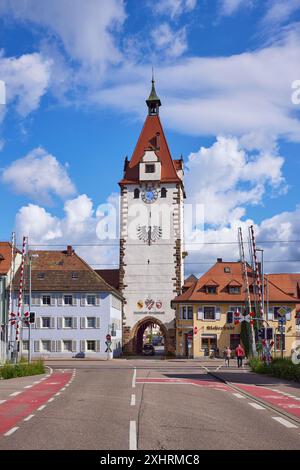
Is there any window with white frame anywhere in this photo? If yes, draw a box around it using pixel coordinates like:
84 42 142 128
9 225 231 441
87 317 96 328
42 295 51 305
22 340 29 350
41 340 51 352
87 340 96 351
42 317 51 328
203 306 216 320
228 286 241 294
63 340 72 352
181 306 193 320
64 295 73 305
87 295 96 306
64 317 73 328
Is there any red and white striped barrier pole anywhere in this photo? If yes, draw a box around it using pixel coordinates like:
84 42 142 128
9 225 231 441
250 225 264 321
14 236 27 358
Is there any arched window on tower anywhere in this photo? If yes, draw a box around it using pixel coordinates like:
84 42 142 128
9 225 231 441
161 187 167 198
134 188 140 199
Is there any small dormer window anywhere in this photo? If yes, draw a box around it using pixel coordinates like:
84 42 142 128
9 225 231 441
134 188 140 199
228 286 241 294
38 273 45 280
145 164 155 173
72 272 78 279
224 267 231 273
161 187 167 198
206 286 217 294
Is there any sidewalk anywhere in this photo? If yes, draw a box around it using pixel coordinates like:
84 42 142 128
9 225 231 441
0 367 51 403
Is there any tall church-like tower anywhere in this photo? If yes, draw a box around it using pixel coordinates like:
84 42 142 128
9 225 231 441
119 78 185 354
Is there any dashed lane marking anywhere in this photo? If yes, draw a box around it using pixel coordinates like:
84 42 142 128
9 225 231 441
131 394 136 406
23 414 34 422
4 427 19 437
37 405 46 411
9 391 21 397
233 393 245 399
272 417 298 428
132 368 136 389
249 402 266 410
129 421 137 450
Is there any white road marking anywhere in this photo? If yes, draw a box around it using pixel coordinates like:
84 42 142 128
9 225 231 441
61 387 66 391
215 365 222 371
272 417 298 428
233 393 245 399
0 399 7 404
129 421 137 450
24 414 35 421
48 397 55 403
24 385 33 389
9 391 21 397
131 394 136 406
37 405 46 411
4 427 19 436
249 402 266 410
132 368 136 389
55 392 61 396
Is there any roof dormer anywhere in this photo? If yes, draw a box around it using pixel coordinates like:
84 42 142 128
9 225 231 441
139 149 161 181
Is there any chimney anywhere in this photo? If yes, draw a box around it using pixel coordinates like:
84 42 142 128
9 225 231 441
67 245 73 256
217 258 222 263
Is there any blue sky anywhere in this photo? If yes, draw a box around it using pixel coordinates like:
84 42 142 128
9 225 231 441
0 0 300 274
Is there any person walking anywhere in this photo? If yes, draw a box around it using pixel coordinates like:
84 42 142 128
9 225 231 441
224 346 231 367
235 344 245 368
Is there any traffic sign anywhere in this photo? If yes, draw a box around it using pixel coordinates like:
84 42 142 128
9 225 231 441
193 326 198 335
277 307 287 317
105 340 112 353
106 334 111 341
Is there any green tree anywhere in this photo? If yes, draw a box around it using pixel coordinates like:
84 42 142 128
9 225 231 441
240 321 252 357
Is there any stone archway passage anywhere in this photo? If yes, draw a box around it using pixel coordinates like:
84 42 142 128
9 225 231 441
131 316 169 356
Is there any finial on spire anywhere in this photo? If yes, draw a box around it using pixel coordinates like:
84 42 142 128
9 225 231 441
146 68 161 115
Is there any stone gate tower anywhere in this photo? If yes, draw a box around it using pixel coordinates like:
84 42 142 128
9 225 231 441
119 78 185 354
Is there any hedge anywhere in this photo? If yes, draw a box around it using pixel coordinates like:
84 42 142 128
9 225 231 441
249 357 300 382
0 360 45 380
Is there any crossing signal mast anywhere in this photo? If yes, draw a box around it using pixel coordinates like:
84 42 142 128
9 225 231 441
238 227 257 356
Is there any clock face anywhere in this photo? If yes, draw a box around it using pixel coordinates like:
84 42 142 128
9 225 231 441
142 188 158 204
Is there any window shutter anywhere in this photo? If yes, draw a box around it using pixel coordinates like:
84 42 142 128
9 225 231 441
72 340 77 352
95 295 101 307
57 317 62 329
80 340 86 352
96 340 101 352
34 340 40 352
286 308 291 321
96 317 101 329
80 317 86 329
57 296 63 306
56 340 62 353
72 296 77 306
36 317 41 329
197 307 203 320
215 307 221 321
72 317 78 329
51 317 56 329
50 295 55 306
80 295 86 307
267 307 274 321
51 340 56 352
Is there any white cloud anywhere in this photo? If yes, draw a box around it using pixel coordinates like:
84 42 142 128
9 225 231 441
263 0 300 26
219 0 253 16
2 147 76 202
15 193 120 268
153 0 197 18
0 52 52 117
185 136 286 227
151 23 187 59
0 0 126 72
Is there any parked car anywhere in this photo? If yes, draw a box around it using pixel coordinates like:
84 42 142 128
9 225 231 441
143 344 155 356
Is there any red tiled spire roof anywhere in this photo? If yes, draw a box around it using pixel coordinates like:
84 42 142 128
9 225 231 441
119 114 181 185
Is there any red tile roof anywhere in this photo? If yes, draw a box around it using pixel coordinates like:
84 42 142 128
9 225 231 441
119 114 181 185
95 269 120 290
0 242 20 275
174 261 298 304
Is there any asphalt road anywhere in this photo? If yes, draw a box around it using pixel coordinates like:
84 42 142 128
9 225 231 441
0 358 300 450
